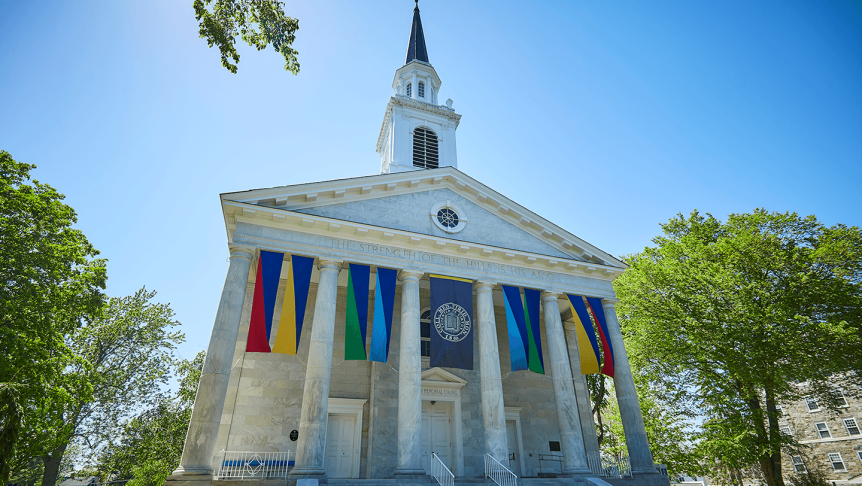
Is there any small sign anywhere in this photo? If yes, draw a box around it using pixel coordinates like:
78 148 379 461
290 430 299 441
549 441 561 452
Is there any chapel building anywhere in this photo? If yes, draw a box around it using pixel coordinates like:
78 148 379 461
168 3 665 485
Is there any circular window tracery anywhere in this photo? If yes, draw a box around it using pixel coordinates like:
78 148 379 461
436 208 459 228
430 201 467 234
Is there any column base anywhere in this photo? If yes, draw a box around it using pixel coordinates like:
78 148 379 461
167 465 214 479
287 467 327 485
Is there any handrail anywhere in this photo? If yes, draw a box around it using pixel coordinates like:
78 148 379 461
216 450 293 479
587 453 633 478
485 453 518 486
430 452 454 486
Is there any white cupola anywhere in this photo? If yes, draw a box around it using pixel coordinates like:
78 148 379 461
376 0 461 174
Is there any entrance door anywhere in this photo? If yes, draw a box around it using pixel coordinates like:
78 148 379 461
506 420 521 475
324 414 356 478
420 401 453 473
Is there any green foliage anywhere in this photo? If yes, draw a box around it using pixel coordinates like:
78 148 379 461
15 288 184 486
0 150 107 485
615 209 862 486
194 0 299 74
97 352 205 486
0 383 24 482
786 468 831 486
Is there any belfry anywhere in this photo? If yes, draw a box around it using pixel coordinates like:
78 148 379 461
167 3 666 485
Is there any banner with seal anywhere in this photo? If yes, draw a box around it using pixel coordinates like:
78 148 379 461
429 274 474 370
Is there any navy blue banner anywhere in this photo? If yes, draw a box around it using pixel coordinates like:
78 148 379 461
429 274 474 370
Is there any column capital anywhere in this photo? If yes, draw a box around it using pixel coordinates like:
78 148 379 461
317 258 343 272
398 269 424 282
601 298 621 309
540 290 562 303
473 280 496 292
228 245 255 262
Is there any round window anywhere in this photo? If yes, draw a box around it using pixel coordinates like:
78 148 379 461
430 201 467 234
436 208 459 228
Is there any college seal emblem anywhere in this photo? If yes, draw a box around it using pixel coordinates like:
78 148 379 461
433 302 472 342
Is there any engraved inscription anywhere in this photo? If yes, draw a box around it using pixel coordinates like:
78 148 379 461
329 238 556 281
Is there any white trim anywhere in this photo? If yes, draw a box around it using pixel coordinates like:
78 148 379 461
505 406 526 476
828 452 846 472
430 200 467 234
815 421 831 439
421 368 466 476
805 395 820 412
326 398 366 479
843 417 860 436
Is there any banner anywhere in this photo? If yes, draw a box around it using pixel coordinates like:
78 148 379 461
429 274 474 370
369 267 398 363
566 294 601 375
246 250 284 353
271 254 314 354
344 263 371 360
586 297 615 377
502 286 545 374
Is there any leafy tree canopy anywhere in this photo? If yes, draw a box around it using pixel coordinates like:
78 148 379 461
0 150 107 483
14 288 184 486
97 352 205 486
194 0 299 74
615 209 862 486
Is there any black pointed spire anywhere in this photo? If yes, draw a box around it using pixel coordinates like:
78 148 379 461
405 0 429 64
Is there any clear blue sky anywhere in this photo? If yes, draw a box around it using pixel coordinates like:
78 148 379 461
2 0 860 361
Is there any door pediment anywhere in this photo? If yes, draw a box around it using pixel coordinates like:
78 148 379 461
421 367 466 391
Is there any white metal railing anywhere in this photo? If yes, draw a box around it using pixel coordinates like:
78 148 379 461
216 450 293 479
587 454 633 478
429 452 454 486
485 453 518 486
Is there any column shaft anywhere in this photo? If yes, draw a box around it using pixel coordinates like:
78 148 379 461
475 281 508 463
395 270 425 475
542 292 591 475
172 246 254 477
289 259 343 479
603 300 657 474
563 324 601 458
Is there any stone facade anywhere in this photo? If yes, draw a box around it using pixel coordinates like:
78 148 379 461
775 387 862 484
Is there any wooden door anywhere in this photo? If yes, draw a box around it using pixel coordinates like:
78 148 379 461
324 414 356 478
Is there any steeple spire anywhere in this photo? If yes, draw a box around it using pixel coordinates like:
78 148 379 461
405 0 429 64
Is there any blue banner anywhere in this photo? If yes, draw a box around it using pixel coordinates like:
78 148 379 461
429 274 474 370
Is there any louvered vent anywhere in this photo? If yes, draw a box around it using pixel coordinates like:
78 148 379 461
412 127 439 169
418 82 425 98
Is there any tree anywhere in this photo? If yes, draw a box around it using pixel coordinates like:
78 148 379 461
194 0 300 74
614 209 862 486
0 150 107 483
97 352 205 486
15 288 184 486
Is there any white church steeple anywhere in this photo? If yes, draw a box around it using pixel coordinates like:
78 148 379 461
377 0 461 174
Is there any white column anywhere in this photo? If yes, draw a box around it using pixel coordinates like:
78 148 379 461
288 258 343 480
542 291 592 476
603 299 658 475
411 72 418 99
395 270 425 476
171 246 254 478
563 323 601 458
475 281 508 463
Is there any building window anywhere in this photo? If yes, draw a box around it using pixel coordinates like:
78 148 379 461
844 418 860 436
418 81 425 98
857 451 862 465
436 208 459 229
420 309 431 357
815 422 831 438
828 453 845 471
805 396 820 411
406 83 412 97
791 456 806 473
412 127 439 169
833 390 848 407
780 425 793 436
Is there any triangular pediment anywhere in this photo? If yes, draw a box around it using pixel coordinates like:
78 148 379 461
220 167 625 270
421 367 467 385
